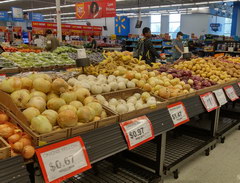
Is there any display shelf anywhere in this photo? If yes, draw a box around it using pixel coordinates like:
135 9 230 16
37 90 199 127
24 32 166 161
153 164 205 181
0 156 30 183
64 160 159 183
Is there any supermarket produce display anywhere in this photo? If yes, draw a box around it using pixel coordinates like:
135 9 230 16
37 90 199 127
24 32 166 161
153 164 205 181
0 49 239 183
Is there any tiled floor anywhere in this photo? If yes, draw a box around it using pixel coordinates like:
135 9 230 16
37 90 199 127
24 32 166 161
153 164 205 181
164 130 240 183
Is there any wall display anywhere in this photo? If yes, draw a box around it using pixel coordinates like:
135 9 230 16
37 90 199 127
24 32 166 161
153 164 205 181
76 0 116 19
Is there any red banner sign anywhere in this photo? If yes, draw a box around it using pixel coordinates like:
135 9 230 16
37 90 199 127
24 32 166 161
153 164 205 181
0 26 7 32
76 0 116 19
13 26 22 33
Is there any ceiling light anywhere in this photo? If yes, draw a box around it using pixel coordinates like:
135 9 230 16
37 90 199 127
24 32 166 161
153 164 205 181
0 0 17 4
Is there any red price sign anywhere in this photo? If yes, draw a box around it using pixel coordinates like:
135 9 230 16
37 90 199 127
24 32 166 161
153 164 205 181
0 74 6 82
36 137 91 183
168 102 189 127
120 116 154 150
200 92 219 112
224 86 239 101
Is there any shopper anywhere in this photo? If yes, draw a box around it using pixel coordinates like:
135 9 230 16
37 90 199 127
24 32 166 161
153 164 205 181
45 29 59 52
134 27 161 66
90 35 97 50
12 35 23 46
33 35 44 48
172 32 184 61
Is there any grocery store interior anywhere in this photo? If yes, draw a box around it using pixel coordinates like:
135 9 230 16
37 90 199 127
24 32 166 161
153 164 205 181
0 0 240 183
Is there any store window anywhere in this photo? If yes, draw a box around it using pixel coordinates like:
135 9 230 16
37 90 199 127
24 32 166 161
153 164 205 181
169 14 181 39
224 18 232 37
151 15 161 35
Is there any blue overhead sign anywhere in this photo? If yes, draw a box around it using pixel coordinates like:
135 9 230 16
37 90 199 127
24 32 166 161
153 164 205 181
0 11 8 21
11 7 23 21
210 23 221 32
30 13 44 21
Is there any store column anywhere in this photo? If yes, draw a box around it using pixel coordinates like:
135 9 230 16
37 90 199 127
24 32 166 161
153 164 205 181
56 0 62 42
231 2 240 37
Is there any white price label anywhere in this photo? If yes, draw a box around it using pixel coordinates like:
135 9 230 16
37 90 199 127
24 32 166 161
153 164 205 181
77 49 87 59
168 102 189 127
200 92 218 112
213 89 228 106
224 86 239 101
36 137 91 183
120 116 154 150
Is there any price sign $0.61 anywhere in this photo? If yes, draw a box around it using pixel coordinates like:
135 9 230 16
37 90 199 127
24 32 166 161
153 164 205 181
200 92 218 112
49 155 74 172
120 116 154 150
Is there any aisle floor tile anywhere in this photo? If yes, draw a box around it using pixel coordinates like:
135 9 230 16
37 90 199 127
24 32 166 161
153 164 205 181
164 130 240 183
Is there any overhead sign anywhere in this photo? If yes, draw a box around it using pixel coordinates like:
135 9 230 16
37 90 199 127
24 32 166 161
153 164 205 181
210 23 221 32
30 13 44 21
115 16 130 36
76 0 116 19
0 11 8 21
36 137 91 183
12 7 23 21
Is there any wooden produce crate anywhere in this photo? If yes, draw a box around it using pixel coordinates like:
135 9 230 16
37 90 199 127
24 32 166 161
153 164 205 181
101 88 167 122
0 137 11 160
70 106 118 136
0 90 70 146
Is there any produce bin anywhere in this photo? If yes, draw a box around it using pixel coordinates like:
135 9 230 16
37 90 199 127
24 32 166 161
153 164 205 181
0 137 11 160
101 88 168 122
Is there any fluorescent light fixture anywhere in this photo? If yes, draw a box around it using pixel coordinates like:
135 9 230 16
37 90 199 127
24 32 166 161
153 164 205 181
0 0 17 4
22 4 74 12
43 12 75 17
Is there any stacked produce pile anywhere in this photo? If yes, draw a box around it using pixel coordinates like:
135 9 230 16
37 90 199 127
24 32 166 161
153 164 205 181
68 74 136 95
207 57 240 78
0 73 108 134
157 66 215 90
173 58 236 84
222 56 240 64
3 46 42 53
96 92 160 114
1 52 75 68
85 51 161 75
0 57 17 69
0 112 35 159
53 46 104 65
123 70 195 99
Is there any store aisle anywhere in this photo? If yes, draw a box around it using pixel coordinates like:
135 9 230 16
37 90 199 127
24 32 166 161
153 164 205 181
164 130 240 183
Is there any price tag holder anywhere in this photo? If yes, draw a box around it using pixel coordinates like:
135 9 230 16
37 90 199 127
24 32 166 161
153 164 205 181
77 49 87 59
224 86 239 101
213 89 228 106
120 116 154 150
200 92 219 112
0 74 6 82
36 137 91 183
167 102 189 127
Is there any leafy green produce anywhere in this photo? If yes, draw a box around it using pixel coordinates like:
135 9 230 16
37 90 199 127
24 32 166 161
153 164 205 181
0 52 75 68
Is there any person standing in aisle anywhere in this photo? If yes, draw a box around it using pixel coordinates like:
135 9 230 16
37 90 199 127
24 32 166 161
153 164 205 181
45 29 59 52
33 35 44 48
90 35 97 50
134 27 161 66
172 32 184 61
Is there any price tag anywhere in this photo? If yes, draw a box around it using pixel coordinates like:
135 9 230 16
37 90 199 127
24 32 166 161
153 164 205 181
224 86 239 101
213 89 228 106
0 74 6 82
120 116 154 150
77 49 87 59
238 82 240 88
167 102 189 127
36 137 91 183
200 92 219 112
